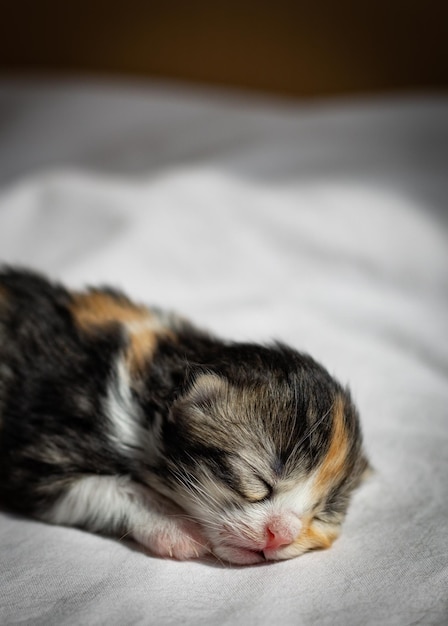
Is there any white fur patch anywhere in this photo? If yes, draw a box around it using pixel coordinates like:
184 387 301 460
44 474 209 560
273 475 317 517
106 358 141 452
44 475 137 532
104 358 161 459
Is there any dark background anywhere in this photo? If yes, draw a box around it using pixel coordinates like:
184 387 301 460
1 1 448 97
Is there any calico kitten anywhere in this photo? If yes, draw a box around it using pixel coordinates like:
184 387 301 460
0 268 369 565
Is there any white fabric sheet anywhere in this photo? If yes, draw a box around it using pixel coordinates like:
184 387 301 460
0 79 447 625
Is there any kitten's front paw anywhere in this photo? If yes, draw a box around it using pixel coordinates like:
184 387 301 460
134 518 209 560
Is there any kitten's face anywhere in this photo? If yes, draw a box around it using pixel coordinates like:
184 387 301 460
151 364 368 565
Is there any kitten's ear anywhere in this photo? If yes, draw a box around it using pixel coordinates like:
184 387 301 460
169 373 229 422
185 373 228 408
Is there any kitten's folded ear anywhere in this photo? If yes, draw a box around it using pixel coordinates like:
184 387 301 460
169 373 229 423
185 373 228 408
168 373 231 449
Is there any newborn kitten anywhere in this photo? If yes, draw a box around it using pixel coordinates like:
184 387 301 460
0 268 369 565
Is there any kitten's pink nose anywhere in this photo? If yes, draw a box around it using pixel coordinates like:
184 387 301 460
264 513 302 550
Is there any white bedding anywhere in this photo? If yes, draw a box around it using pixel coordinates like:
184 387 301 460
0 79 447 626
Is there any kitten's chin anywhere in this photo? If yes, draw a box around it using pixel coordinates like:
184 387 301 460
212 545 266 566
262 544 305 561
212 544 305 565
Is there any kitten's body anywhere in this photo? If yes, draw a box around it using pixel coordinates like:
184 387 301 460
0 268 368 565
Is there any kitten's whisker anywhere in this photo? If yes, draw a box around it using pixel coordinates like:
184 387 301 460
170 469 223 515
175 457 226 513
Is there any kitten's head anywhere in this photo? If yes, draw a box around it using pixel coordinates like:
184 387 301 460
151 344 369 565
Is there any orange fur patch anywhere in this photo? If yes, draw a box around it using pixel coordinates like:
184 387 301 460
70 292 149 329
126 325 164 373
294 517 340 552
70 291 171 372
314 394 350 494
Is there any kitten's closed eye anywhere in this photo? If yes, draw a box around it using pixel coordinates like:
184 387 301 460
240 478 273 504
225 456 274 504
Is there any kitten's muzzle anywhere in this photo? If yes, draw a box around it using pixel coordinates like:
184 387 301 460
216 511 303 564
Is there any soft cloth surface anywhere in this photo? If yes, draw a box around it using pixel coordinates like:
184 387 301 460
0 80 447 626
